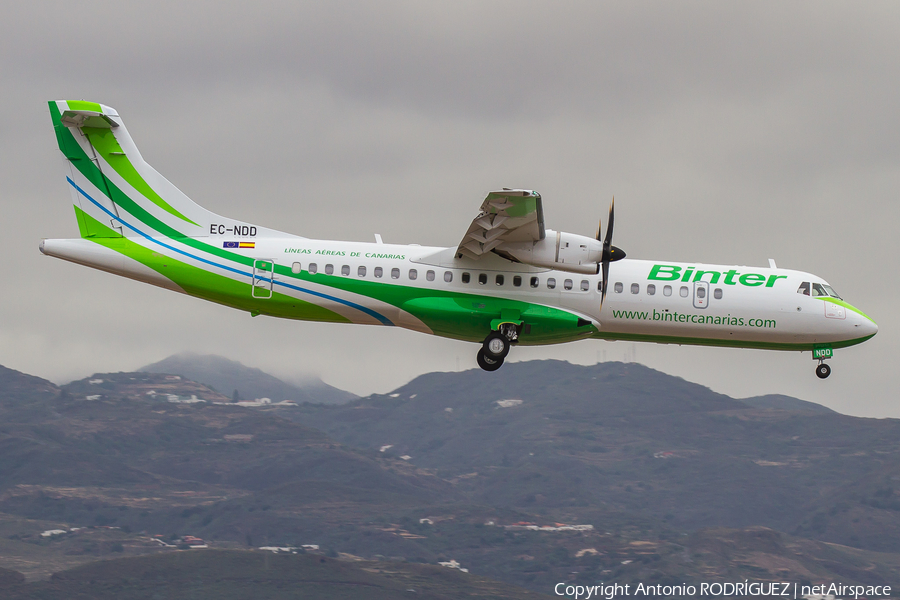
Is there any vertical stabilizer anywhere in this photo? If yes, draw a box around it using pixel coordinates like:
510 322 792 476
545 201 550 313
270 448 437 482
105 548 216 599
49 100 273 241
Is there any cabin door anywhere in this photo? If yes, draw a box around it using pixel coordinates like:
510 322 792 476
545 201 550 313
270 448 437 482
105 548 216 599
251 259 275 299
693 281 709 309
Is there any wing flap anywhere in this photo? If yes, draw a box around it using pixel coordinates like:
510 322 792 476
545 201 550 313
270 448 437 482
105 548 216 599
457 189 544 259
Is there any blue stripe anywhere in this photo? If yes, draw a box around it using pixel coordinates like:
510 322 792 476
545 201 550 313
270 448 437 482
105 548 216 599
68 177 394 326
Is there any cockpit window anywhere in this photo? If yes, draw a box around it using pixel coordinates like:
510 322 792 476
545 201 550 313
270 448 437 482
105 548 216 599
822 284 841 299
797 282 810 296
810 283 841 298
812 283 829 297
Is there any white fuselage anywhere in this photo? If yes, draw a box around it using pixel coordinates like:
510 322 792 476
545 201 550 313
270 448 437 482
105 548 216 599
43 233 872 351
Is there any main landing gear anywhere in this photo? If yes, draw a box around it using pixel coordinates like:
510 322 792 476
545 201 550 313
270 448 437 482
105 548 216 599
476 324 518 372
815 361 832 379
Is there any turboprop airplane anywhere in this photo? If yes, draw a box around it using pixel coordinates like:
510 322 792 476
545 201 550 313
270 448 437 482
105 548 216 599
40 101 877 378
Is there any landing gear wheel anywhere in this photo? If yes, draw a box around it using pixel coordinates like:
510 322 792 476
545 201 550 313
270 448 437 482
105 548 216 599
816 363 831 379
477 348 504 372
482 332 511 359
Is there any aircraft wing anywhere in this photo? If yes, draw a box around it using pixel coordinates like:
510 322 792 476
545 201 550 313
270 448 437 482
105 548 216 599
456 190 545 259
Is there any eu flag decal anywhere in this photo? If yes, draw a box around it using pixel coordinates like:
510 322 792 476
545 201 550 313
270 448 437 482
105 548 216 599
223 242 256 249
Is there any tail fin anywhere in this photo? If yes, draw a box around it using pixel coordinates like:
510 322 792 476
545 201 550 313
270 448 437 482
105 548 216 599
49 100 273 241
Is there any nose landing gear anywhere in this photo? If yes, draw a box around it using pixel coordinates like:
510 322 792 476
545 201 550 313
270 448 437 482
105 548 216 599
477 323 519 371
813 347 833 379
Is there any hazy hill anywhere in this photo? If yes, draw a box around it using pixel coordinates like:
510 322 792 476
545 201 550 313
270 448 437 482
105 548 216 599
739 393 836 413
0 364 59 403
140 352 357 405
288 360 900 553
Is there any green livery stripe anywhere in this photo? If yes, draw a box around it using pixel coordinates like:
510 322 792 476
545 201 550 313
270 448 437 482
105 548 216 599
813 297 875 323
73 185 587 341
286 271 592 343
592 330 876 351
73 204 90 237
75 207 350 324
81 125 199 227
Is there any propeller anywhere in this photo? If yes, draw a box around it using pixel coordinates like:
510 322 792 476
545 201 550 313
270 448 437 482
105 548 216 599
597 198 626 310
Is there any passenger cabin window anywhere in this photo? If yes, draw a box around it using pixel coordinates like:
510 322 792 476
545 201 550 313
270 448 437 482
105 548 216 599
614 282 623 293
309 263 318 274
374 266 383 278
680 286 689 297
530 277 539 288
513 275 522 287
496 274 504 286
564 279 573 290
426 270 435 281
409 269 418 280
663 285 672 296
478 273 487 285
341 265 350 276
291 262 301 274
714 288 723 299
444 271 452 283
696 287 706 299
631 283 639 294
462 272 470 284
358 266 366 277
547 278 556 289
325 264 334 275
647 284 656 295
798 282 810 296
391 268 400 279
580 280 589 291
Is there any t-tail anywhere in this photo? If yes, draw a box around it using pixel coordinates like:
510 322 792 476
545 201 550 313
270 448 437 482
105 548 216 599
41 100 296 290
46 100 285 241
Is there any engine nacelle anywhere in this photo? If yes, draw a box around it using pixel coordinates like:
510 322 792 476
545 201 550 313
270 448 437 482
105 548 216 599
498 229 603 274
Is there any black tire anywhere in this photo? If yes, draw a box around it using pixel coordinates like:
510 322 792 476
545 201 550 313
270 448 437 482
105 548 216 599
816 363 831 379
482 332 510 359
477 348 504 372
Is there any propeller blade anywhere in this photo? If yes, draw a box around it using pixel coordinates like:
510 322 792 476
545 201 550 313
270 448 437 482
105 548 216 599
603 198 615 250
600 259 609 308
599 198 615 311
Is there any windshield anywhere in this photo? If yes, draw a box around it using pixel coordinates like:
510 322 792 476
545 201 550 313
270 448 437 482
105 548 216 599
812 283 841 299
822 284 842 299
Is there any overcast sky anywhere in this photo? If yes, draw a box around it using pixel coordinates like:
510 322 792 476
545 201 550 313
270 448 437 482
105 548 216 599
3 1 897 417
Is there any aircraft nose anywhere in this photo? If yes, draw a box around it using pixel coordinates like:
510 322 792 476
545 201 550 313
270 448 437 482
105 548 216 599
851 309 877 339
860 316 878 338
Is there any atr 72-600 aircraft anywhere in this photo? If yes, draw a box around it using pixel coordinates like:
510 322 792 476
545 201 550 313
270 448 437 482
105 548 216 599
40 101 877 378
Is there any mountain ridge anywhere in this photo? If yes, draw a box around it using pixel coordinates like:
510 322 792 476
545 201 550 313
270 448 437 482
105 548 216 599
0 359 897 589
